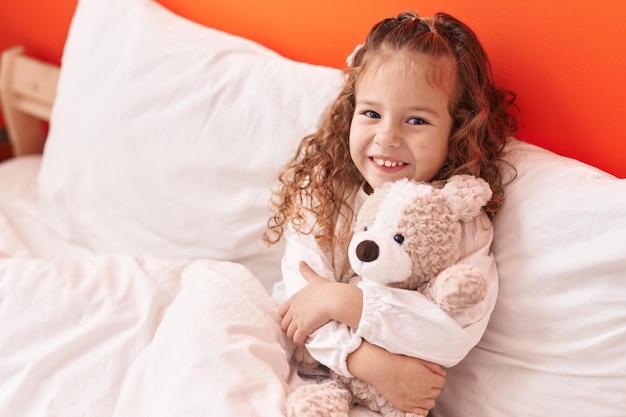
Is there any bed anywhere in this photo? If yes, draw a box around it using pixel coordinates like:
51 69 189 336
0 0 625 416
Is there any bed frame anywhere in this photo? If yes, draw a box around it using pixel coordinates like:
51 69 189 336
0 46 59 156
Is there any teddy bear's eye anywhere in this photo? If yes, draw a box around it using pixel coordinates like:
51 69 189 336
394 234 405 244
364 226 368 232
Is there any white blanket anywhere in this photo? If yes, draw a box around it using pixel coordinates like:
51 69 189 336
0 255 297 416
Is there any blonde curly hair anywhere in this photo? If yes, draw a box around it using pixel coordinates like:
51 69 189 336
264 11 518 250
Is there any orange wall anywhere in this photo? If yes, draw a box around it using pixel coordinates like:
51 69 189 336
1 0 625 177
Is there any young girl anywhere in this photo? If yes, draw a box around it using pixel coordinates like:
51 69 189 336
264 11 517 416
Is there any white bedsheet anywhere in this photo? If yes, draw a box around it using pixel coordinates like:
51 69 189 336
0 157 378 417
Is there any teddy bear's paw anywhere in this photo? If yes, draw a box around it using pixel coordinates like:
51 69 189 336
292 345 325 376
285 380 352 417
431 264 487 313
342 376 388 411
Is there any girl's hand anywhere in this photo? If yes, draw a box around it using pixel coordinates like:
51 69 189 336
279 261 363 345
278 261 335 345
347 341 446 415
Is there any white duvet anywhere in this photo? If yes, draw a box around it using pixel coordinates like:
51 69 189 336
0 255 292 416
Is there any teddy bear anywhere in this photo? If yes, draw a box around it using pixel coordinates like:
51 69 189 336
285 174 493 417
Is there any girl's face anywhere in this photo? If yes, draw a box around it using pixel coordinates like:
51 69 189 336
349 54 454 190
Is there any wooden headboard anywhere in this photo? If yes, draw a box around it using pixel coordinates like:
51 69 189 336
0 47 58 156
1 0 625 177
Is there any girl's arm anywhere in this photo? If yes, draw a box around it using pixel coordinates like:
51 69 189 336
347 340 446 416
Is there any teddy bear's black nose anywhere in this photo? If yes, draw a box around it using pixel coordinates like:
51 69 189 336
356 240 379 263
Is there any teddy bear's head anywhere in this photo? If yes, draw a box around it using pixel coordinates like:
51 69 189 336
348 174 492 291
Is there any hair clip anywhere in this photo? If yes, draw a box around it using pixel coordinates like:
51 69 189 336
346 43 363 67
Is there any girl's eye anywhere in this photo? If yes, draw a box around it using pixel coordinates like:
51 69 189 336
393 234 405 244
363 110 381 119
408 117 428 125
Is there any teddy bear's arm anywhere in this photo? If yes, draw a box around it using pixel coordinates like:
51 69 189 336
426 263 488 313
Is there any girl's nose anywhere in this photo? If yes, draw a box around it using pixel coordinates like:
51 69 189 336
374 123 401 148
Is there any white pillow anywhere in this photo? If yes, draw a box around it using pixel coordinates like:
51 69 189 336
434 139 626 417
39 0 343 291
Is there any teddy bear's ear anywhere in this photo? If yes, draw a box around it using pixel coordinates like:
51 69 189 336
354 178 432 232
441 175 493 221
354 181 393 232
